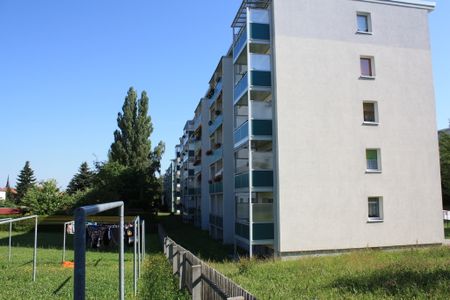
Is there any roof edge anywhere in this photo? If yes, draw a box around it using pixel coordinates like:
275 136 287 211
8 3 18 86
357 0 436 11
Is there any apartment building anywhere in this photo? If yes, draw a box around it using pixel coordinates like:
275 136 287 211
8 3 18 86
165 0 443 257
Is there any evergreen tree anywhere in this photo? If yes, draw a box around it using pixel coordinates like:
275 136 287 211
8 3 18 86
66 162 94 195
16 161 36 201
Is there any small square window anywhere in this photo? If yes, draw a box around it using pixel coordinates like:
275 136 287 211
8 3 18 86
363 102 378 124
357 13 372 33
366 149 381 172
360 57 375 78
368 197 383 221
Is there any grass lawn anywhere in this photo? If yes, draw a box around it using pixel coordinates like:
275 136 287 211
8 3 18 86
160 215 450 299
0 229 187 299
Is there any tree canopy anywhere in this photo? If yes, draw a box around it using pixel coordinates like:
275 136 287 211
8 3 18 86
439 131 450 208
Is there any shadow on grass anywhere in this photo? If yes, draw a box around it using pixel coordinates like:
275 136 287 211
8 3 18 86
332 267 450 296
53 276 71 295
157 214 233 262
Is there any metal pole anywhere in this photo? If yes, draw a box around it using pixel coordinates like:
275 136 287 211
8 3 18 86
33 216 38 282
133 217 137 296
138 218 141 278
74 211 86 300
141 220 145 259
119 205 124 300
62 222 67 263
8 222 12 262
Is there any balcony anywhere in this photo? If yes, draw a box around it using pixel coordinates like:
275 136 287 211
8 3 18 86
235 222 249 240
250 23 270 40
233 27 247 62
252 203 273 223
209 182 223 194
193 114 202 130
208 114 223 135
252 119 272 136
209 214 223 228
235 171 273 189
208 80 223 107
208 147 223 165
251 70 271 87
234 121 249 146
253 223 274 240
234 72 249 103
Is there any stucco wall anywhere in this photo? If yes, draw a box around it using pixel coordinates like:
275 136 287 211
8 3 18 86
272 0 443 253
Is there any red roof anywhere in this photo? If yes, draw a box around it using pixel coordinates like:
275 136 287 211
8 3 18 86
0 187 17 193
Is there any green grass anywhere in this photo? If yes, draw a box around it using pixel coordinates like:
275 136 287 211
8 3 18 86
159 215 450 299
0 230 187 299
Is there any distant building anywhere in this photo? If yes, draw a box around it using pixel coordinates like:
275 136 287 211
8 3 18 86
0 187 16 201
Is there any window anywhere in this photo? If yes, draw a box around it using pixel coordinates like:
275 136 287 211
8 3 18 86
360 57 375 78
368 197 383 221
363 102 378 124
357 12 372 33
366 149 381 172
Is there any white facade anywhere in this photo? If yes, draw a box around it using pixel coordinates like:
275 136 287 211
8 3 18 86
0 191 5 201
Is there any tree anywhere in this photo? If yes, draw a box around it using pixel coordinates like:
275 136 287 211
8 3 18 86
21 180 74 215
66 162 94 195
109 88 153 168
16 161 36 202
439 131 450 208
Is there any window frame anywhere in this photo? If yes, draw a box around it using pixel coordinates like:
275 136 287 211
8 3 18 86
362 101 379 125
356 12 372 34
367 196 383 222
366 148 381 173
360 56 376 79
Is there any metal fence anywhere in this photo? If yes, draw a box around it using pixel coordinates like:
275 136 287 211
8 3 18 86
0 215 38 282
158 224 256 300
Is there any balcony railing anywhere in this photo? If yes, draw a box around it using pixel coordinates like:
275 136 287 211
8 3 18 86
253 223 274 240
252 119 272 136
233 27 247 62
235 170 273 189
208 114 223 135
234 72 249 103
251 70 271 87
209 182 223 194
208 80 223 107
234 121 249 145
235 222 249 240
250 23 270 40
209 214 223 228
193 114 202 130
208 147 223 165
252 203 273 223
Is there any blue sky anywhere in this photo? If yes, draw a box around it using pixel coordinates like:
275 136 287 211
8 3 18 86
0 0 448 188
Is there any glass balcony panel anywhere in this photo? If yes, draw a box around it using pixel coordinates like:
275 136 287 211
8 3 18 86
209 182 223 194
209 114 223 135
235 172 250 189
251 101 272 119
208 147 223 165
234 121 249 145
249 9 270 24
233 28 248 61
234 72 249 102
209 80 223 107
235 222 249 239
252 151 273 170
252 119 272 136
236 203 249 222
251 71 271 87
235 158 249 174
252 203 273 223
253 223 274 240
250 23 270 40
250 54 271 72
252 170 273 187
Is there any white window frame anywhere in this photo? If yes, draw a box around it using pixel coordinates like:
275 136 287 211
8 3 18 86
367 197 383 222
366 148 381 173
360 56 376 79
356 12 372 35
362 101 379 125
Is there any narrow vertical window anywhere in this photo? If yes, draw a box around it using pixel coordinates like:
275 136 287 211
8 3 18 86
366 149 381 172
357 13 372 33
360 57 374 77
363 102 378 124
368 197 383 221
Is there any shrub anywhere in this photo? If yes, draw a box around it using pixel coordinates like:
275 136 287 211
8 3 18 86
21 180 74 215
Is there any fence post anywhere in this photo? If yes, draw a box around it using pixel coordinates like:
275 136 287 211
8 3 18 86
179 251 186 290
168 242 174 263
172 245 179 275
163 237 167 256
191 264 202 300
